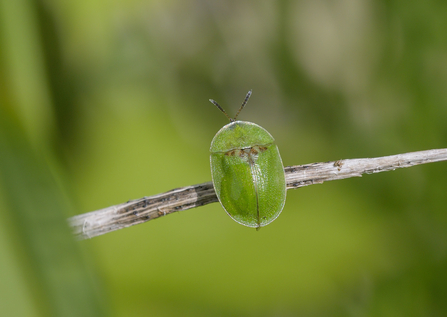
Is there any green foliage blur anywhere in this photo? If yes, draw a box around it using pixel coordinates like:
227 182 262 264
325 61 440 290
1 0 447 316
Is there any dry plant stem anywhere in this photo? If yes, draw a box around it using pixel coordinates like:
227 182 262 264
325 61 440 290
69 148 447 240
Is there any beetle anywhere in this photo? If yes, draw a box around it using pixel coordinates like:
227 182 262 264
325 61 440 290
209 90 286 230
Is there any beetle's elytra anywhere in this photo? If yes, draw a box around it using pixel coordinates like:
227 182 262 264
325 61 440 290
209 91 286 230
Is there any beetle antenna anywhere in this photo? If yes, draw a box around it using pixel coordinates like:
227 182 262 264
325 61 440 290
233 90 252 121
209 99 234 122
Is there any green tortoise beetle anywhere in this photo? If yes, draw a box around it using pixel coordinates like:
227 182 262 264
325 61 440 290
209 90 286 230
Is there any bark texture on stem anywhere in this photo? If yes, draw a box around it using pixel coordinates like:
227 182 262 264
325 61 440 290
68 148 447 240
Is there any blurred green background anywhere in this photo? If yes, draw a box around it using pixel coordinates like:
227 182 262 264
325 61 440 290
1 0 447 316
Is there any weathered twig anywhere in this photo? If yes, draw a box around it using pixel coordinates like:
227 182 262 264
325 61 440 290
68 148 447 240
